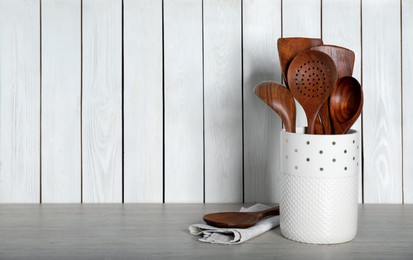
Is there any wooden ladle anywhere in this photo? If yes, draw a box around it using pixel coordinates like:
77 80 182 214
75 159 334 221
311 45 356 134
330 76 363 134
253 81 296 133
203 206 280 228
277 37 323 87
287 50 337 134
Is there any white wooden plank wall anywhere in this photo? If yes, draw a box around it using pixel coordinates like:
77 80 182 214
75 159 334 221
0 0 411 203
164 0 204 202
0 0 40 203
124 0 163 203
243 0 282 203
362 0 402 203
41 0 81 203
403 0 413 203
82 0 122 203
204 0 243 203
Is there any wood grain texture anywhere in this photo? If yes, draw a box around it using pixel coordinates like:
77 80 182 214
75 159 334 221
164 0 204 202
123 0 163 203
254 82 296 133
282 0 321 128
0 0 40 203
203 205 279 228
329 76 363 134
1 204 413 259
277 37 323 87
82 0 122 203
362 0 402 203
287 50 337 134
310 45 355 79
41 0 81 203
204 0 243 203
402 0 413 203
243 0 282 203
322 0 362 202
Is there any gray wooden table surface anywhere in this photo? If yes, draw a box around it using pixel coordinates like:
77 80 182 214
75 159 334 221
0 204 412 259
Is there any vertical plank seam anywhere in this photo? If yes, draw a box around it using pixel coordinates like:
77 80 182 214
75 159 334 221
400 0 404 204
360 0 364 204
320 0 323 40
162 0 166 203
39 0 43 204
202 0 206 204
281 0 284 84
80 0 84 204
241 0 245 204
281 0 283 37
121 0 125 204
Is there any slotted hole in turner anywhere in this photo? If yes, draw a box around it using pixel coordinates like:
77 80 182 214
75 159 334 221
294 60 331 97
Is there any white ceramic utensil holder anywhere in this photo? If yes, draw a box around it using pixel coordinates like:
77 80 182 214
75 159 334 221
280 127 360 244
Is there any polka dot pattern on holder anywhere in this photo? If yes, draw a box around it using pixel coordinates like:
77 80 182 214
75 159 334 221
280 128 360 177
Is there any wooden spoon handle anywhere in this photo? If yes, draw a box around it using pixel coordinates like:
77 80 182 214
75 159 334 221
258 206 280 218
306 110 319 134
319 102 333 134
315 116 324 134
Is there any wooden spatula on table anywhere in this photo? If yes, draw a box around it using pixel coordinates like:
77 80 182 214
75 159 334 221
203 206 280 228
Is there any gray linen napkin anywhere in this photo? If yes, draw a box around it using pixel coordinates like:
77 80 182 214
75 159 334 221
189 204 280 245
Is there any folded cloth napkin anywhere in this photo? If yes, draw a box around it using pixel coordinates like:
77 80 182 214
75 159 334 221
189 203 280 245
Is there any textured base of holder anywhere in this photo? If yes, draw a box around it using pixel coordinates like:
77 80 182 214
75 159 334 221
280 172 358 244
280 128 360 244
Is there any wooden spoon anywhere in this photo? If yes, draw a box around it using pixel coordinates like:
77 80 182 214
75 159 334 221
277 37 323 87
287 50 337 134
311 45 356 134
330 76 363 134
203 206 280 228
254 81 296 133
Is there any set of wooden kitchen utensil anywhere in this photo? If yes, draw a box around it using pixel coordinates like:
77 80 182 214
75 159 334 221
200 38 364 232
254 37 363 135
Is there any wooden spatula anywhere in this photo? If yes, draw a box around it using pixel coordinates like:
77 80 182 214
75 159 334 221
310 45 355 79
311 45 355 134
203 206 280 228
